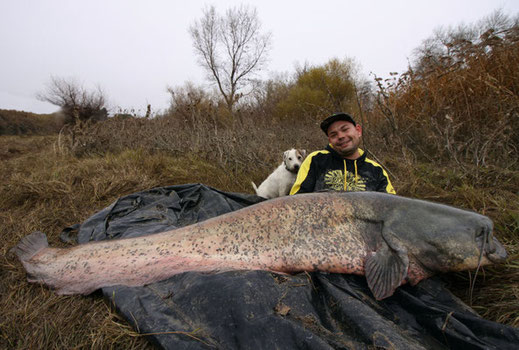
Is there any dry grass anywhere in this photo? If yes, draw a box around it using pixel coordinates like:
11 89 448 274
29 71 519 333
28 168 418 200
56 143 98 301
0 135 262 349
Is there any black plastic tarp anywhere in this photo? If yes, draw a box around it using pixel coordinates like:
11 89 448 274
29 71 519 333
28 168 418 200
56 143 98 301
65 183 519 349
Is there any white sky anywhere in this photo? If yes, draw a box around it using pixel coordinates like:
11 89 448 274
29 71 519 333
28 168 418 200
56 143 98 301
1 0 518 114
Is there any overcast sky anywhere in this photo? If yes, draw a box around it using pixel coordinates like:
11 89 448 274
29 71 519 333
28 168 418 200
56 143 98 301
1 0 518 114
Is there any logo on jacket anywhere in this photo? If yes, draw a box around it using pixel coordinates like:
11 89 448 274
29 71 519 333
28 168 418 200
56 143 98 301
324 170 367 191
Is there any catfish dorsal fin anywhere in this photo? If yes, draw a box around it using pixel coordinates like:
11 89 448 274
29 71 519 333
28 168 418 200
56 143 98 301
365 236 409 300
11 231 49 262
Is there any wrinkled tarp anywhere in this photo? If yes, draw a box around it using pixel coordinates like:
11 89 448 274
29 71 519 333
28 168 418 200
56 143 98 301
66 183 519 349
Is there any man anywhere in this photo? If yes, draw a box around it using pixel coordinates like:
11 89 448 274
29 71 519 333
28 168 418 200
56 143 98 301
290 112 395 194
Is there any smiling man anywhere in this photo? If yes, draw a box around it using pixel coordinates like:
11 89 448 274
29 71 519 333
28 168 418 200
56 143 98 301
290 112 395 194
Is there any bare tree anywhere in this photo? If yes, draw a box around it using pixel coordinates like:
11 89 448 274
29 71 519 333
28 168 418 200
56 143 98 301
37 76 108 125
189 5 271 112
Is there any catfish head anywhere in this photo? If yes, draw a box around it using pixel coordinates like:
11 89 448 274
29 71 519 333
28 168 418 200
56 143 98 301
364 199 507 300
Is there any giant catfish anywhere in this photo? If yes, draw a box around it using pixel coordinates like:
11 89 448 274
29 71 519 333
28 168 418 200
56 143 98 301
12 192 508 300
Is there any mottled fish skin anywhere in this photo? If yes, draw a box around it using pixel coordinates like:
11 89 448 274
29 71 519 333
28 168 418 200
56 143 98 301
12 192 508 299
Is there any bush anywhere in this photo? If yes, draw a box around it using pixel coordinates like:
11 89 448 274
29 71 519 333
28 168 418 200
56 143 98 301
371 11 519 169
37 76 108 125
275 58 363 120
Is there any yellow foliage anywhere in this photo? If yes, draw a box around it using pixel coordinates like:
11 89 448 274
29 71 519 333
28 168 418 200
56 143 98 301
274 58 358 120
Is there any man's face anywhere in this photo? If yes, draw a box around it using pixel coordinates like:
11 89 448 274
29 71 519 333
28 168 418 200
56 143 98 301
327 120 362 159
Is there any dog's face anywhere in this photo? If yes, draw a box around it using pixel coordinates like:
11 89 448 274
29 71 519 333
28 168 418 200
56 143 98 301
283 149 307 173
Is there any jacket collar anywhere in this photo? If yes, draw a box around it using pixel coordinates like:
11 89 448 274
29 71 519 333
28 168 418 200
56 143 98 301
326 144 366 162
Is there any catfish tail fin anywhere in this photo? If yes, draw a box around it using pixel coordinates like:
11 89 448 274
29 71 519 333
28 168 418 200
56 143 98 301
11 231 49 262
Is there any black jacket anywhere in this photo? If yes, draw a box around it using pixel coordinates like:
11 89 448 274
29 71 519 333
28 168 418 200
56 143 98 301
290 145 395 194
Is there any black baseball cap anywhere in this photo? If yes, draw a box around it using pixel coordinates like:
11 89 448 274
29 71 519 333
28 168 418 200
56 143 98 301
320 112 356 135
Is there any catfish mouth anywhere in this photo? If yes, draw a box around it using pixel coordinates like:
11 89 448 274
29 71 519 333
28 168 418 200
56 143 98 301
476 227 507 263
487 237 507 263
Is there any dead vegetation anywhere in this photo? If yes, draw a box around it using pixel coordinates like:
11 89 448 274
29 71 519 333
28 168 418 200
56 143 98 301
0 109 63 136
1 10 518 349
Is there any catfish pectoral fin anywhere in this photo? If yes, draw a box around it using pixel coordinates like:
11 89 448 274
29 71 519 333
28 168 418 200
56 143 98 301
365 244 409 300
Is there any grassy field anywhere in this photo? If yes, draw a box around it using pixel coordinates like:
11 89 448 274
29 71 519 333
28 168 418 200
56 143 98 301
1 133 258 349
1 114 518 348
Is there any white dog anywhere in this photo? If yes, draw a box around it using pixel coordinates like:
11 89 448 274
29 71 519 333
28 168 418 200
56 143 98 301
252 148 307 199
